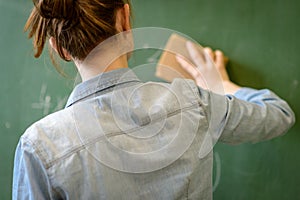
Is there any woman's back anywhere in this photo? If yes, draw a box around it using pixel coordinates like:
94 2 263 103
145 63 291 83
14 68 294 199
15 70 213 199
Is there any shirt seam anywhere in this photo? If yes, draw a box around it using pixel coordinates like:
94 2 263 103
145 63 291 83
45 102 201 169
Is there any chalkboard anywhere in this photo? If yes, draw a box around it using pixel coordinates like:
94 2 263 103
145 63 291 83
0 0 299 199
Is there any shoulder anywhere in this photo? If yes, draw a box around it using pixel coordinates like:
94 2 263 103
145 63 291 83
168 78 200 96
22 107 75 140
144 78 202 105
19 107 81 166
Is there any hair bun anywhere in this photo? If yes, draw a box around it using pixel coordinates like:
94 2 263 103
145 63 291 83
34 0 78 20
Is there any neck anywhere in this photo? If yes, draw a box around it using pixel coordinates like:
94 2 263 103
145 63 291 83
75 55 129 82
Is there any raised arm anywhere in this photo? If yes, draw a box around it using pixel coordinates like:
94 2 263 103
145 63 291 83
177 42 295 144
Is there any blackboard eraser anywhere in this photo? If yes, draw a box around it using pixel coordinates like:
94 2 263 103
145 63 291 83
156 33 202 82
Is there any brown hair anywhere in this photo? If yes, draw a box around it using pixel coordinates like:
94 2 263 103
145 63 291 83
24 0 130 66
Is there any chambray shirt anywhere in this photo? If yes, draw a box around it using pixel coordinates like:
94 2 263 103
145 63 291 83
13 68 295 200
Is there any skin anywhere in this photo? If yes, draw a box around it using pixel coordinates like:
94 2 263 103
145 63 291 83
176 43 241 95
49 4 241 94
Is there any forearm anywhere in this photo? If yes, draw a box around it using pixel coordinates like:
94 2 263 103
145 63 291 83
219 88 295 144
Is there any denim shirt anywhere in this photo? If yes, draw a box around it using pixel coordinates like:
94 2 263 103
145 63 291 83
13 68 295 200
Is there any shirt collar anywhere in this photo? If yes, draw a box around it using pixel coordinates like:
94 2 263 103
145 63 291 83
66 68 141 107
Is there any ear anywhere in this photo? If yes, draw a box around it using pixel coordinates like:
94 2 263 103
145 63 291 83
49 37 72 61
123 4 131 31
115 4 131 32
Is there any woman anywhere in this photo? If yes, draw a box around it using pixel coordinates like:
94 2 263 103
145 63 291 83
13 0 295 199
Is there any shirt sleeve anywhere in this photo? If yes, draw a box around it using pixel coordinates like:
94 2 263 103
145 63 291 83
198 87 295 145
12 137 53 200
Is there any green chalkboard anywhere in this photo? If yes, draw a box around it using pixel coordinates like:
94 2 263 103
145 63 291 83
0 0 299 199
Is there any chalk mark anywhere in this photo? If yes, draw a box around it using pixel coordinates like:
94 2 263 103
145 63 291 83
31 84 68 115
146 48 163 63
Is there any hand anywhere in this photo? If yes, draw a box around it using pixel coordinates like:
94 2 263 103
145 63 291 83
176 41 241 95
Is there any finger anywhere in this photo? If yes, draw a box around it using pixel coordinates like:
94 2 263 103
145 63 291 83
186 41 205 67
204 47 215 62
176 55 200 79
215 50 226 69
203 47 215 69
215 50 230 81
